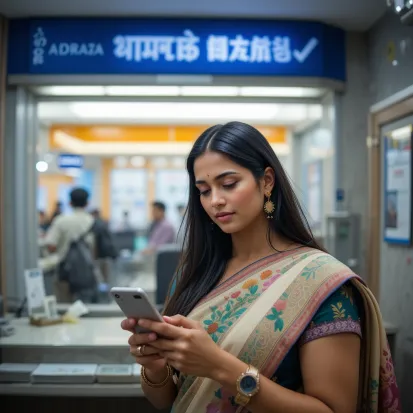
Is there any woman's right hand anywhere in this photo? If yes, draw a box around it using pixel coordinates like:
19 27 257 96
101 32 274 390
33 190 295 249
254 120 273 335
121 318 167 375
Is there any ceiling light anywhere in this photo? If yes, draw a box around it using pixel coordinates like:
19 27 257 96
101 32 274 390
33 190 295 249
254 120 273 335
105 86 180 96
130 156 146 167
69 102 280 121
152 157 169 168
171 157 186 168
180 86 239 96
36 161 48 172
114 156 128 168
36 86 106 96
391 125 412 140
240 87 322 98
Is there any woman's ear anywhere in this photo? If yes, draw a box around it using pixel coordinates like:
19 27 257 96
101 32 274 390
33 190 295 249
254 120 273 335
263 167 275 194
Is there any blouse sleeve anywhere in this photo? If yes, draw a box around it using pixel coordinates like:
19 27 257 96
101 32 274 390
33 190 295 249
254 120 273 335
299 281 362 346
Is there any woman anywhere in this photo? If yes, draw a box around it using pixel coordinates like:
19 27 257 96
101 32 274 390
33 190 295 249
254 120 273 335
121 122 401 413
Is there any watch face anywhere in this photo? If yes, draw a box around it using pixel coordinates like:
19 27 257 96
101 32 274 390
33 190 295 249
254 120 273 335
240 374 257 394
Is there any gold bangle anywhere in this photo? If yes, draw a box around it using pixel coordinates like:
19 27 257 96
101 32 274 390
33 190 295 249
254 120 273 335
141 364 172 388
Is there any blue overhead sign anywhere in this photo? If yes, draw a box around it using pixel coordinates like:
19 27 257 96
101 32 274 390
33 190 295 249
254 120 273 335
8 18 345 80
57 154 84 169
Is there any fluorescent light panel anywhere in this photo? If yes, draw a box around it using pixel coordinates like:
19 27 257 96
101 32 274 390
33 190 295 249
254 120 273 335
69 102 282 120
37 86 106 96
180 86 239 96
240 87 322 98
390 125 412 140
105 86 180 96
36 85 323 98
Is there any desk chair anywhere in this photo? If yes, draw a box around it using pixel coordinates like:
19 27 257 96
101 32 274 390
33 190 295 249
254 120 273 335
155 244 181 311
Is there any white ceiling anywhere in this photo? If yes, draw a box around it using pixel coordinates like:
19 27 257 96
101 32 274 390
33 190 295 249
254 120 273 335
0 0 386 31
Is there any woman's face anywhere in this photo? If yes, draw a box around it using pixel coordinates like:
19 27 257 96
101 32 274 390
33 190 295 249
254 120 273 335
194 151 273 234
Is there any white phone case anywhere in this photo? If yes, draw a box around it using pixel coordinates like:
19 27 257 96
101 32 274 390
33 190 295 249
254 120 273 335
110 287 164 334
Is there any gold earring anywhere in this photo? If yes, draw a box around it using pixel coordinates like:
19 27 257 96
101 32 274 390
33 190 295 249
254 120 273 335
264 192 275 219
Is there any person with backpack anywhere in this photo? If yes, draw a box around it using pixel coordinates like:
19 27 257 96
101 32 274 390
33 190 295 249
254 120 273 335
91 208 118 285
45 188 99 303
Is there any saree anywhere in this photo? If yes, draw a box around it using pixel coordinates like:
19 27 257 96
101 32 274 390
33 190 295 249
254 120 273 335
170 248 401 413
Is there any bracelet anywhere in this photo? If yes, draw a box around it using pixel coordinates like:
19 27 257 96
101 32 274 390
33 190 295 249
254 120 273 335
141 364 173 388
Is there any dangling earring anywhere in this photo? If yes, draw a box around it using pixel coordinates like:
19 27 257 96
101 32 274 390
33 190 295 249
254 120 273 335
264 191 275 219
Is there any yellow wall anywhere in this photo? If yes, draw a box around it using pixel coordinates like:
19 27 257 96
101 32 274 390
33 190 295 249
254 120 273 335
38 174 74 216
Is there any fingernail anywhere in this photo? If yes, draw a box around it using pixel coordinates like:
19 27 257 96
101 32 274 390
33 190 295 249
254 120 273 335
163 316 171 322
129 319 134 327
138 319 145 326
148 333 157 341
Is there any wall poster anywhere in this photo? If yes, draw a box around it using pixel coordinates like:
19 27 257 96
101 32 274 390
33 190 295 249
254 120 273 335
155 169 189 231
110 169 148 230
383 124 412 245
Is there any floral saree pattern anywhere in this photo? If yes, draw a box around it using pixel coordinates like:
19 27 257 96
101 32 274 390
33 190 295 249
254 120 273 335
169 248 401 413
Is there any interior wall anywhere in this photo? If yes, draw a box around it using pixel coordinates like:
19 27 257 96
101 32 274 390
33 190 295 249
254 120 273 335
368 11 413 104
368 11 413 410
335 31 370 275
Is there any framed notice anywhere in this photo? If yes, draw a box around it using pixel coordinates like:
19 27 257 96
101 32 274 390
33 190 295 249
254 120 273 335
383 124 412 245
110 169 148 229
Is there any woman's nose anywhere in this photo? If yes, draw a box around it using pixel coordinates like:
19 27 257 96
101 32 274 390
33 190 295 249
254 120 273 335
210 189 225 207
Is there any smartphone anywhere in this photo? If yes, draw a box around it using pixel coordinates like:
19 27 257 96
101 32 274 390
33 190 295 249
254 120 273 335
110 287 164 334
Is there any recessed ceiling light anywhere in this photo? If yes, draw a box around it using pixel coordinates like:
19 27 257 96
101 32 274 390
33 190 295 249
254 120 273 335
36 161 48 172
130 156 146 167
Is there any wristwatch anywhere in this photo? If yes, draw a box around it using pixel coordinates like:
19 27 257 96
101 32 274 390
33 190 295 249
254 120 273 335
235 364 260 406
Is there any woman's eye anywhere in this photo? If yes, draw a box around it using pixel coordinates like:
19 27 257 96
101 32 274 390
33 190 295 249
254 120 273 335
223 182 237 190
199 189 210 196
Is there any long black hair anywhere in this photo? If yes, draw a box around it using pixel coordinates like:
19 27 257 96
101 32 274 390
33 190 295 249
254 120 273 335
164 121 325 317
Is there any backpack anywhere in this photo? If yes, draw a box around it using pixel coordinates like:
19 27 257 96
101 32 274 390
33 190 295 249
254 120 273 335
92 218 118 259
59 225 97 293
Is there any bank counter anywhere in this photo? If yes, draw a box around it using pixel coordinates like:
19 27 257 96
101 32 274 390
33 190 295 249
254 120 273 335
0 317 169 413
0 316 398 413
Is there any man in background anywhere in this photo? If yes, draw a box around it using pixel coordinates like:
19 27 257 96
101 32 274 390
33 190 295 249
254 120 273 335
91 208 118 285
142 201 175 255
45 188 97 303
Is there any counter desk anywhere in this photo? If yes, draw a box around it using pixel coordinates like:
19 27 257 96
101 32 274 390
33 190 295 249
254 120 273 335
0 317 167 413
0 316 398 412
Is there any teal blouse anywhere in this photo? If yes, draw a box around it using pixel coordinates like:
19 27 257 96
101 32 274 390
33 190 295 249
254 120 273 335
271 281 362 389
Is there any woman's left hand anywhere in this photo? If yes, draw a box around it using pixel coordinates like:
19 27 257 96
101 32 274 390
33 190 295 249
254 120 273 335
138 315 225 378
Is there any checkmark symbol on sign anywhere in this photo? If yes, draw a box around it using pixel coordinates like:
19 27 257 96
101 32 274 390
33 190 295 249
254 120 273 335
293 37 319 63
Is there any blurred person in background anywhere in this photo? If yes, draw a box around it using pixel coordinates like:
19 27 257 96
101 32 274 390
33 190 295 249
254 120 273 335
142 201 175 255
91 208 118 285
121 122 400 413
38 210 49 234
49 201 63 225
45 188 98 303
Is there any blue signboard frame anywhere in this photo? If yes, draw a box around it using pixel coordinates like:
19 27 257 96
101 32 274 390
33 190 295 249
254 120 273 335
8 18 345 80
